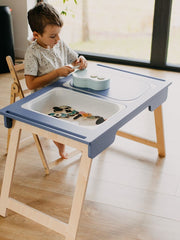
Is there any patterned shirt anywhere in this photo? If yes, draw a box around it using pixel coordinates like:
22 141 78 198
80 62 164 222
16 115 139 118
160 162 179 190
24 39 78 77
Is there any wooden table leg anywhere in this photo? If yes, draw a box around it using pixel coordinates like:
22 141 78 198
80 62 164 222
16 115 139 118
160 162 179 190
154 105 165 157
0 122 21 217
66 150 92 240
1 120 93 240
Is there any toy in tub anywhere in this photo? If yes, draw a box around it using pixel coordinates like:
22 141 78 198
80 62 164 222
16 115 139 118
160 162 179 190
22 87 125 127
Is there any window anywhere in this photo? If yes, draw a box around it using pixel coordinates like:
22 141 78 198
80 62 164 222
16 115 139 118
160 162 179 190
167 0 180 66
47 0 180 71
49 0 155 62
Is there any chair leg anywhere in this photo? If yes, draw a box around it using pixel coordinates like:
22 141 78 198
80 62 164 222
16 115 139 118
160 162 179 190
154 105 165 157
33 134 50 175
6 128 11 153
6 88 16 153
7 130 50 175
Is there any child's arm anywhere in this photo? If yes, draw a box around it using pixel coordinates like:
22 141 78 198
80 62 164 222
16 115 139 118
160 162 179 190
25 66 74 90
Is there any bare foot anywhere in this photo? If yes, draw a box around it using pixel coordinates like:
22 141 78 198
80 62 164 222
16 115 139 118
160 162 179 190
54 141 68 159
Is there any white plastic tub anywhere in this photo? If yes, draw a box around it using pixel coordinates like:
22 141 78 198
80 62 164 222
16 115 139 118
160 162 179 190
22 87 125 127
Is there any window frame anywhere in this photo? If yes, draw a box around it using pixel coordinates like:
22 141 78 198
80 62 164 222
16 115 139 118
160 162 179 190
43 0 179 71
76 0 180 72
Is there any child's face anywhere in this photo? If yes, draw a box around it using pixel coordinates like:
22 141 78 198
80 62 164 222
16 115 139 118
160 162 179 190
34 24 61 48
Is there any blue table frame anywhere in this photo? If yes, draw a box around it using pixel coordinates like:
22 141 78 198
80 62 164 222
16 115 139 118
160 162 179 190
0 64 171 240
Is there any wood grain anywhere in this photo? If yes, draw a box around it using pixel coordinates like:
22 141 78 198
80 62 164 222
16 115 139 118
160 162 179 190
0 62 180 240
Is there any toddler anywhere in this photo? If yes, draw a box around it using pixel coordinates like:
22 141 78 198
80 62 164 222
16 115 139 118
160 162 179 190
25 3 87 158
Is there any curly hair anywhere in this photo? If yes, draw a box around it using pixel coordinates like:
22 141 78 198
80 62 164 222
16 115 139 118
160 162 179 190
28 3 63 34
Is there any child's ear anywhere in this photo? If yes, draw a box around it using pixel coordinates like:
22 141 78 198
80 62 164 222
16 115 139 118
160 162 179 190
33 31 39 39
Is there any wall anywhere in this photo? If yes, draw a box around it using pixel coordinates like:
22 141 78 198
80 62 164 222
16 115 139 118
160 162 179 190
0 0 36 58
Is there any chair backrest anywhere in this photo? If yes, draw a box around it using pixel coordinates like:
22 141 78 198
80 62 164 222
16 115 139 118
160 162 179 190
6 55 29 100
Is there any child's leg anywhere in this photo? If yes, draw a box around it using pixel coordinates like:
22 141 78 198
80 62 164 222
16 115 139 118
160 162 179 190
53 141 68 159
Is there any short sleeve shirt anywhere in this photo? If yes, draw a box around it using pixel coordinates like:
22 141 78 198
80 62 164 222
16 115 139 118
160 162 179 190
24 39 78 77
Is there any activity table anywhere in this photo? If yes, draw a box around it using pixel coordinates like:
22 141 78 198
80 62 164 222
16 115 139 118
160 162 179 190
0 64 171 240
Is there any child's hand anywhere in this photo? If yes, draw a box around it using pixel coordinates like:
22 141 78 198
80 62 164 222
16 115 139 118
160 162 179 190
56 66 74 77
73 56 88 70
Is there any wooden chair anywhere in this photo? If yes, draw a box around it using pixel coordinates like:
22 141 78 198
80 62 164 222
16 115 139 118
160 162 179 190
6 56 81 175
6 56 50 174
